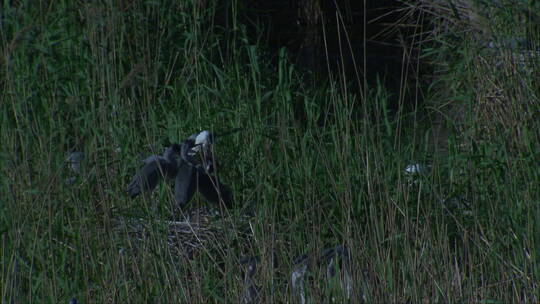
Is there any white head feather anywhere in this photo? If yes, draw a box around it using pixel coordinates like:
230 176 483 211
195 130 211 147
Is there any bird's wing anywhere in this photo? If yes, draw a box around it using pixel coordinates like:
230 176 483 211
174 162 196 208
127 157 176 198
195 173 233 208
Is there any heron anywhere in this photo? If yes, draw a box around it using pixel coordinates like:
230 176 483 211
177 130 233 209
126 143 183 198
127 130 234 210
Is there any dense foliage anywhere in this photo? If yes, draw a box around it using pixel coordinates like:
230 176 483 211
1 0 539 302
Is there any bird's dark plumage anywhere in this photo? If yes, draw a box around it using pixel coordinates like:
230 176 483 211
127 131 234 210
174 160 195 208
127 144 182 198
195 173 233 208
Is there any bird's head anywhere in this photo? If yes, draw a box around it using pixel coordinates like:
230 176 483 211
184 130 214 171
192 130 213 152
163 143 183 164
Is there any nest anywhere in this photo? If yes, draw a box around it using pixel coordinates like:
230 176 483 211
113 207 240 259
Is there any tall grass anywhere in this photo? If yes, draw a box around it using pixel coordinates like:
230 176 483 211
1 0 539 303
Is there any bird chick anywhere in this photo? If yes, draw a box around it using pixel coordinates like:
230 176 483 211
126 144 182 198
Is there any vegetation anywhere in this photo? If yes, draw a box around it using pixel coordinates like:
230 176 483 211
1 0 538 302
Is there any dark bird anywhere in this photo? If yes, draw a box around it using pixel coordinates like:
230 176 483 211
127 130 234 211
176 130 234 209
126 143 183 198
240 257 260 304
